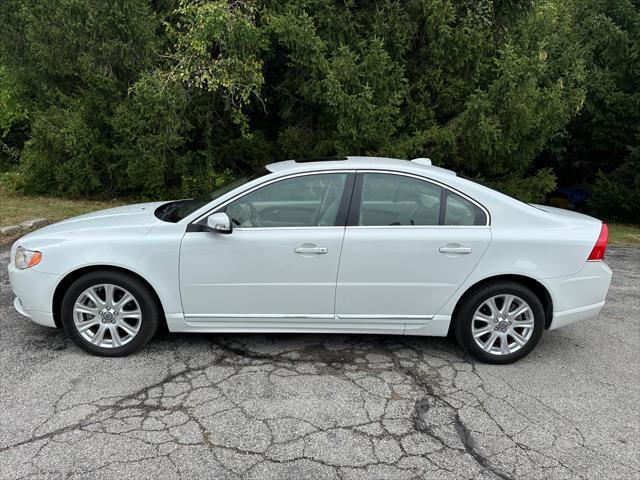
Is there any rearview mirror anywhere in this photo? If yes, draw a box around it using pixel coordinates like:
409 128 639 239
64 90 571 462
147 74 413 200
207 212 232 234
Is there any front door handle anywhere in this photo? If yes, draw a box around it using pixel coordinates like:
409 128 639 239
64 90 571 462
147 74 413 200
439 244 472 254
294 245 328 255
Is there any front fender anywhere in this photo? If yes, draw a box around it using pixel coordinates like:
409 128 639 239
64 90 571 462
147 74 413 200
22 223 185 318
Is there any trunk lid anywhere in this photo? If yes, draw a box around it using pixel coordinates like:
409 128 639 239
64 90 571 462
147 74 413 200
528 204 602 226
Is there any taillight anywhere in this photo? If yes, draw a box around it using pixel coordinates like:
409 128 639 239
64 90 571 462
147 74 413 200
587 223 608 261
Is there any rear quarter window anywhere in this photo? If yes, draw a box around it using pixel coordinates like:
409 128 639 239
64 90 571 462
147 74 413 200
444 191 487 226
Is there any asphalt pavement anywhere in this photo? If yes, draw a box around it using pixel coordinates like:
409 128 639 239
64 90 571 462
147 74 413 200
0 246 638 479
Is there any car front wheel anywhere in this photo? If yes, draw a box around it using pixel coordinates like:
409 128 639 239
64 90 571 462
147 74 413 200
61 270 160 356
454 281 545 364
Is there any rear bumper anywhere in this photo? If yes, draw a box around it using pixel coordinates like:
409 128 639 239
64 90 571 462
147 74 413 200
544 261 612 330
7 263 59 328
548 301 605 330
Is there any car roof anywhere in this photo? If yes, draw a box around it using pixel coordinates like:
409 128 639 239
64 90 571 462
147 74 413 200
266 156 457 177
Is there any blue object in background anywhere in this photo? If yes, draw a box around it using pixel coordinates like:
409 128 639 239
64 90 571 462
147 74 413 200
548 187 590 210
558 187 590 206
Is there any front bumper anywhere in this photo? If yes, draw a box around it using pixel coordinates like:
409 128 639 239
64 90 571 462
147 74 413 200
7 263 60 328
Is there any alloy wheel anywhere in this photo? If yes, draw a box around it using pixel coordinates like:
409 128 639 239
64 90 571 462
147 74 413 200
471 294 535 356
73 283 142 348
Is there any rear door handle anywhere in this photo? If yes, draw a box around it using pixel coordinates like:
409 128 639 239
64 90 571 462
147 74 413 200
439 244 472 254
294 245 328 255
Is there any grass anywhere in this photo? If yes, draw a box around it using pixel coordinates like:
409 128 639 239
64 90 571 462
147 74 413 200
607 223 640 246
1 191 128 226
1 191 639 246
1 191 129 244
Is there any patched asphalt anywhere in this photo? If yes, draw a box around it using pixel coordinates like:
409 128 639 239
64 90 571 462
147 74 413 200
0 246 638 479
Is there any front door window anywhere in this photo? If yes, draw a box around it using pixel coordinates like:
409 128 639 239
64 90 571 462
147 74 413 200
225 173 349 228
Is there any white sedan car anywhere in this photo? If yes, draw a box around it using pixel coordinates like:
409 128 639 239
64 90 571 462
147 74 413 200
8 157 612 363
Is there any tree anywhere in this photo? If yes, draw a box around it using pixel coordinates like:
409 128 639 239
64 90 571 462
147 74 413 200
0 0 637 213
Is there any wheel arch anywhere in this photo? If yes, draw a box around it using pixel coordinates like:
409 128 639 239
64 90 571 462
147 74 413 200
52 265 167 329
450 274 554 333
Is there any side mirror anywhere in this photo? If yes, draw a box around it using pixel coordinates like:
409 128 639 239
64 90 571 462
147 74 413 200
207 212 232 234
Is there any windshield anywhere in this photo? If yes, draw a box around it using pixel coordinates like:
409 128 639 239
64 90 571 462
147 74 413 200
155 171 265 223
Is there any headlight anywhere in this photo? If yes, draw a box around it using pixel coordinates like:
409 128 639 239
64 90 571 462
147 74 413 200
15 246 42 270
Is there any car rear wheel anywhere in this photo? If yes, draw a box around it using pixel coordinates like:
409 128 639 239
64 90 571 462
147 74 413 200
454 281 545 364
61 270 160 356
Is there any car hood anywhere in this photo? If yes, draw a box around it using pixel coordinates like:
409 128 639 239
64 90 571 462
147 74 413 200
22 202 168 238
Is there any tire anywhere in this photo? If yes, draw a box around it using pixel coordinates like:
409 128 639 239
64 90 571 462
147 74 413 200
61 270 161 357
453 281 545 364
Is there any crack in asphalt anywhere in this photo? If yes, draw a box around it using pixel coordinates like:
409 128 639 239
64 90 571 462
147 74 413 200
0 247 638 479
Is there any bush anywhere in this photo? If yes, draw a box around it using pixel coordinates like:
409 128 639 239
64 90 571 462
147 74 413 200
482 168 558 204
0 170 24 193
587 146 640 222
180 170 233 199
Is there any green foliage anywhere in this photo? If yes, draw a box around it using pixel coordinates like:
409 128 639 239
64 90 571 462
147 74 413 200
544 0 640 216
588 141 640 222
0 65 26 171
19 100 104 195
0 170 25 193
0 0 637 213
181 169 233 198
0 66 24 135
167 0 266 131
0 0 160 196
484 168 558 204
112 73 187 198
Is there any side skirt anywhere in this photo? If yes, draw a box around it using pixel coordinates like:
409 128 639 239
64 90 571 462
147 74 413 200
164 313 450 337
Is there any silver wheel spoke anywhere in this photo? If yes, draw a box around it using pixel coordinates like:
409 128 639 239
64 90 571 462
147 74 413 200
499 335 509 354
514 319 534 329
509 331 528 346
114 293 134 311
510 304 529 319
117 321 138 337
120 309 141 319
104 284 115 306
77 318 101 332
472 293 535 356
84 288 104 308
502 295 515 315
110 326 122 347
91 325 107 345
473 325 494 338
486 298 500 317
74 303 98 316
481 332 498 352
473 312 493 324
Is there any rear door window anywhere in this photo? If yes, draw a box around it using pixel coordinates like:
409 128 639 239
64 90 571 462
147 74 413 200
352 173 487 226
357 173 442 226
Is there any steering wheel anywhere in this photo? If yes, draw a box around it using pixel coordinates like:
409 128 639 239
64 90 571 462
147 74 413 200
247 202 263 227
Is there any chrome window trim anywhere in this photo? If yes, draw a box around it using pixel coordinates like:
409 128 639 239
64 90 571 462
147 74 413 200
231 226 346 232
345 225 491 230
